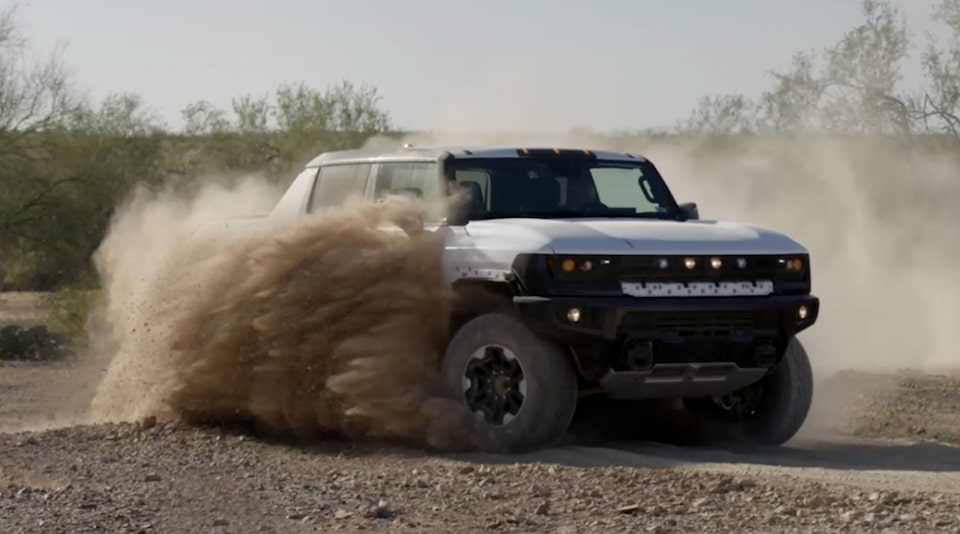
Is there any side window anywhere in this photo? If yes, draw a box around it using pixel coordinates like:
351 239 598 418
310 163 371 210
374 162 440 200
454 169 491 209
590 167 666 213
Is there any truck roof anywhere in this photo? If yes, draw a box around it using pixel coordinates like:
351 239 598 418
304 145 648 167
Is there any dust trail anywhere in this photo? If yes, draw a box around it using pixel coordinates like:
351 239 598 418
84 175 485 451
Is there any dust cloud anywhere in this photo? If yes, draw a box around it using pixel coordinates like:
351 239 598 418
83 174 485 451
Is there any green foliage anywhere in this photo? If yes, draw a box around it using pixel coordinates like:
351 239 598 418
0 10 395 292
41 287 101 351
176 80 393 181
0 324 68 361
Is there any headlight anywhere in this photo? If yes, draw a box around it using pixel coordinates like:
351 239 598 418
547 255 613 277
560 258 592 273
778 256 807 275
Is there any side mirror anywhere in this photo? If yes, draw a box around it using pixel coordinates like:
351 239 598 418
446 202 470 226
397 213 425 236
678 202 699 221
444 181 476 226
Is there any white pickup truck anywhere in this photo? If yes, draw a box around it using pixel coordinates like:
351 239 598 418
262 144 819 453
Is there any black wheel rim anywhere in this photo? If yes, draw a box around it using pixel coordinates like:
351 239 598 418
463 344 527 425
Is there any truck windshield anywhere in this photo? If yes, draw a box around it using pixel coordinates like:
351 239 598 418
447 156 681 220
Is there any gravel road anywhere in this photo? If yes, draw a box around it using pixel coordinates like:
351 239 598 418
4 360 960 533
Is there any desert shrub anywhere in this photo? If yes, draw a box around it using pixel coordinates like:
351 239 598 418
0 324 69 361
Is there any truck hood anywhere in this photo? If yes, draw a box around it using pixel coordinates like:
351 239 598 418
461 217 807 255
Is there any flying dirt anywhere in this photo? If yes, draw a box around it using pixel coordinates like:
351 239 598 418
83 178 487 451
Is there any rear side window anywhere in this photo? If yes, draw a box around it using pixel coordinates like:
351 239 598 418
310 163 372 210
454 169 491 209
374 162 440 200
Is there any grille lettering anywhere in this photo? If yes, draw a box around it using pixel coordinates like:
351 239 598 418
620 280 774 297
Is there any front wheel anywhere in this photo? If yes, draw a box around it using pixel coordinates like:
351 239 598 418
442 312 579 453
686 336 814 446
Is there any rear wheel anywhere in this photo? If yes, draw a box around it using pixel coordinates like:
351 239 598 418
686 336 814 445
442 312 579 453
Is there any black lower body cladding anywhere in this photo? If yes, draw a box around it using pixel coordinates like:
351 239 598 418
511 294 819 393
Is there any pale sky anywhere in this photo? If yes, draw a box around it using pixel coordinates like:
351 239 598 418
15 0 944 132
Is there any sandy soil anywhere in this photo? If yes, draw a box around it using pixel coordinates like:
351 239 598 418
4 357 960 533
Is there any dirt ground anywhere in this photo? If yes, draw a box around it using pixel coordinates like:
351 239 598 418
5 299 960 533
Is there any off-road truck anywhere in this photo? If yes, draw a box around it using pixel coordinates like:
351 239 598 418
264 145 819 453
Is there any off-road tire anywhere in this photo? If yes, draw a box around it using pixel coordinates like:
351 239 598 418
742 336 814 444
687 336 814 446
442 312 578 453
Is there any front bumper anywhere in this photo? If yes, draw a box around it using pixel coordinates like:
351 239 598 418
512 293 819 400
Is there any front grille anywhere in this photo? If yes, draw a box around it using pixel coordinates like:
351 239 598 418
617 254 795 282
621 310 769 337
